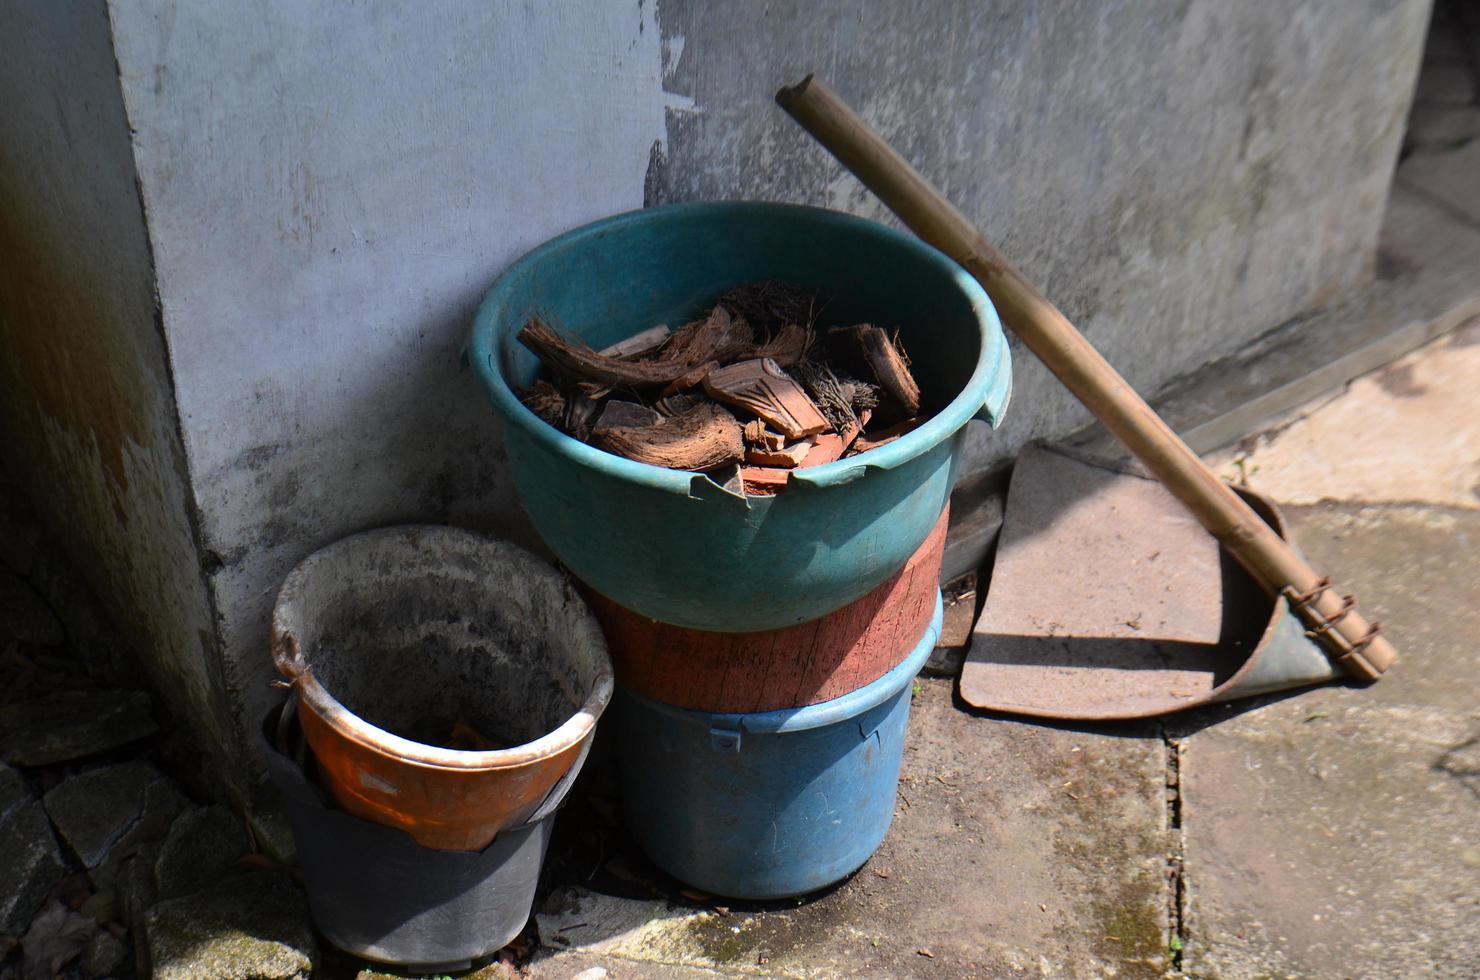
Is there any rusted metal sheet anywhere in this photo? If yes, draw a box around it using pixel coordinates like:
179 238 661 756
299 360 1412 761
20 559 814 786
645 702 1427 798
272 525 613 851
960 446 1338 720
587 507 947 713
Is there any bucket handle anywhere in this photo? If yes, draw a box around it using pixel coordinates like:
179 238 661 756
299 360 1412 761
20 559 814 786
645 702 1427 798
273 631 308 683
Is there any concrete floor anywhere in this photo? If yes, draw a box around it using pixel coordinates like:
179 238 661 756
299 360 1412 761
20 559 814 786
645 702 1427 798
520 320 1479 980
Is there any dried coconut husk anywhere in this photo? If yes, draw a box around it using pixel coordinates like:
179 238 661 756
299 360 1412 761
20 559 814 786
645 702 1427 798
716 279 819 335
591 401 744 472
521 379 566 428
518 307 752 391
793 361 879 433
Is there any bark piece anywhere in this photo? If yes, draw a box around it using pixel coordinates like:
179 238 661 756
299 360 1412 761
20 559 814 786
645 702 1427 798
595 400 662 432
659 360 717 398
591 402 743 472
521 380 566 429
745 439 814 468
656 392 704 418
517 309 750 391
740 466 791 495
830 324 921 416
600 324 671 359
747 322 811 368
563 388 602 442
702 358 830 440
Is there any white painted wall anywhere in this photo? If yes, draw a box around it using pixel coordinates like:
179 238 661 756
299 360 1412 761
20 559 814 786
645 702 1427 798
109 1 676 757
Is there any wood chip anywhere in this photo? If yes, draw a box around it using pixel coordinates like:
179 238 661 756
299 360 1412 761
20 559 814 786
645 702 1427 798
600 324 671 358
831 324 921 416
745 439 814 467
591 402 743 472
702 358 830 440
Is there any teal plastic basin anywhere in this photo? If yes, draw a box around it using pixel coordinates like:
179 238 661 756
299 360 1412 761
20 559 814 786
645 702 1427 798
467 202 1009 632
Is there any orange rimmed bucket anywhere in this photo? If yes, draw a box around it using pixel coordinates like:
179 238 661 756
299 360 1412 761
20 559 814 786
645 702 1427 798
586 507 947 713
270 525 613 851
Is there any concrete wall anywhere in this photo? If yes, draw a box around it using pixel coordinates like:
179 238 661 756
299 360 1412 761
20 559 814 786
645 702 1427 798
3 0 1429 791
0 3 235 780
106 1 679 761
650 0 1433 470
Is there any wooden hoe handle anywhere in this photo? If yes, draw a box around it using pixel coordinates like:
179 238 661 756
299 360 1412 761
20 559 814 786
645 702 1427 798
776 75 1395 680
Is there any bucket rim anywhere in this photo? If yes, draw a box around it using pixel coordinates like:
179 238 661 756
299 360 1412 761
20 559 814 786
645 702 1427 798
466 201 1011 498
271 524 615 772
623 589 942 732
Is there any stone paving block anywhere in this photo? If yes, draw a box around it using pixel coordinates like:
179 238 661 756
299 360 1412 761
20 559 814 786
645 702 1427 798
1176 504 1480 978
43 761 186 874
0 690 157 766
145 871 317 980
154 804 251 900
0 765 66 937
1181 706 1480 979
530 680 1170 979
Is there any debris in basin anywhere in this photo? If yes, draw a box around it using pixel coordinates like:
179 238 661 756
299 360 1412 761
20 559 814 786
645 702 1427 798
745 438 813 467
600 323 671 358
594 399 663 433
829 323 921 419
798 409 871 468
849 416 927 456
515 279 930 493
592 402 745 472
739 465 793 496
702 358 830 439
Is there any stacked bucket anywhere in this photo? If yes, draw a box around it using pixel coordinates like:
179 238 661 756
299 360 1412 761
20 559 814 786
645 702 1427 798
469 202 1013 899
590 510 947 898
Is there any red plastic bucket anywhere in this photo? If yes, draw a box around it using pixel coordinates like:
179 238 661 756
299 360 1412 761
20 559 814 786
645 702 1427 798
585 507 946 713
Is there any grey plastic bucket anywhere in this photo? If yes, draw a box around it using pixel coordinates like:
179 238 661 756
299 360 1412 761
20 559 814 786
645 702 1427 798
260 701 570 970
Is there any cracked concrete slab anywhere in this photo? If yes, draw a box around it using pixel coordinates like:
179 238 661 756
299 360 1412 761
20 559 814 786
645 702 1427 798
1173 498 1480 978
530 681 1170 979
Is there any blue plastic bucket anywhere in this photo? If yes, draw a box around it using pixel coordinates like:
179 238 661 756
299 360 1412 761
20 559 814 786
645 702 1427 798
467 202 1010 632
615 592 942 899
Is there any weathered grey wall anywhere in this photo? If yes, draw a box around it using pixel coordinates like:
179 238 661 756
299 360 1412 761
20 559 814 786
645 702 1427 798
2 0 1430 794
106 0 677 764
0 3 235 779
650 0 1433 471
